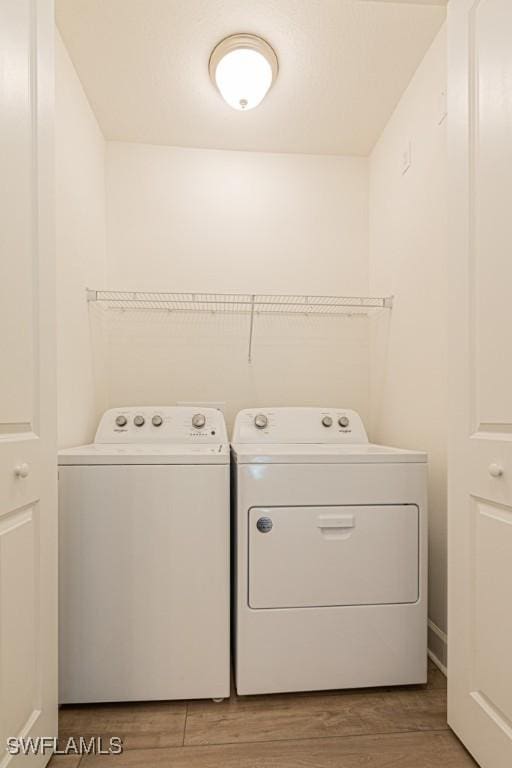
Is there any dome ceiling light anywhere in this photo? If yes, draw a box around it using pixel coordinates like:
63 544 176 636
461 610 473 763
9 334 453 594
209 34 278 111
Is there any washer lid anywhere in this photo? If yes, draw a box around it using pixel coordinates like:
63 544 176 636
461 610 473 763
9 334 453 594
231 443 427 464
58 443 229 466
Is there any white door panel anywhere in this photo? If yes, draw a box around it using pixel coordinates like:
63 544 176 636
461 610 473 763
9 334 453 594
472 1 512 426
448 1 512 765
474 501 512 720
0 508 36 737
0 1 56 766
0 0 34 426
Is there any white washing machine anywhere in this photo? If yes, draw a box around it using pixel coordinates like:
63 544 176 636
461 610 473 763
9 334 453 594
58 406 230 703
231 407 428 696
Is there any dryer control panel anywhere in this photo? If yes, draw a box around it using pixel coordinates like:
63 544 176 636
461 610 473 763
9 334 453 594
232 408 368 444
95 406 228 444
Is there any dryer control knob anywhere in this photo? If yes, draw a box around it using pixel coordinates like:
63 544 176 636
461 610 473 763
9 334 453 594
115 415 127 427
133 415 145 427
254 414 268 430
192 413 206 429
338 416 350 428
152 415 163 427
322 416 333 427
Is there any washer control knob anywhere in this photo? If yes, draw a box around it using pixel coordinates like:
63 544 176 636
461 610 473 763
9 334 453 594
152 415 163 427
322 416 333 427
192 413 206 429
115 415 127 427
338 416 350 428
133 415 145 427
254 414 268 430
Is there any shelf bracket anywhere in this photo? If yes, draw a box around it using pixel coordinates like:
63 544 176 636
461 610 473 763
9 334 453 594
248 294 256 364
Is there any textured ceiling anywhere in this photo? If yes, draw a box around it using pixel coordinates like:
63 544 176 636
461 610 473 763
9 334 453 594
56 0 446 156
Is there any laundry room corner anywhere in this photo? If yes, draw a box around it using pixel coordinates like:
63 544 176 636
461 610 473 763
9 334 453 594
368 24 448 671
53 9 450 671
55 29 109 449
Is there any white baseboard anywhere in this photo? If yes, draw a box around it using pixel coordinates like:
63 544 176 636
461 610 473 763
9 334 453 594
428 648 447 677
428 618 447 676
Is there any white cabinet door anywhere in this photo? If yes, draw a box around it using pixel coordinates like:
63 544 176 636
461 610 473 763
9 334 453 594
0 1 57 766
448 1 512 765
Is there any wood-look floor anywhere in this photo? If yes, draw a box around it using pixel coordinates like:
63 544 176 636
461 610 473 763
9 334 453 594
49 662 476 767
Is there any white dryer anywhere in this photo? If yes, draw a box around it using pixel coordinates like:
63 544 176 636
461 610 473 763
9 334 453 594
231 407 428 696
58 406 230 703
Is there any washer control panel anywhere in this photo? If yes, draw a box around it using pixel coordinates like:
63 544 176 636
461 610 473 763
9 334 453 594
232 408 368 444
95 406 228 444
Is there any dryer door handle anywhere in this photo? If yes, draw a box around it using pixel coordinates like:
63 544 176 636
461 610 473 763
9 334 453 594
317 514 355 541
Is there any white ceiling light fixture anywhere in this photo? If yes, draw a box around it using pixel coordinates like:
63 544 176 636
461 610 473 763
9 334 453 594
209 34 278 111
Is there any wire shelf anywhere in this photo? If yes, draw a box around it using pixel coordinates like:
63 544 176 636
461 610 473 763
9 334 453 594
86 289 393 362
87 290 393 314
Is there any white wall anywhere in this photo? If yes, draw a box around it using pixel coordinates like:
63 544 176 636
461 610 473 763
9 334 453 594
55 31 107 447
106 144 368 294
369 26 448 666
105 144 370 426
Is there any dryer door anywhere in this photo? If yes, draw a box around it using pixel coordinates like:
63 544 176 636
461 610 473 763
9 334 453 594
248 505 419 609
